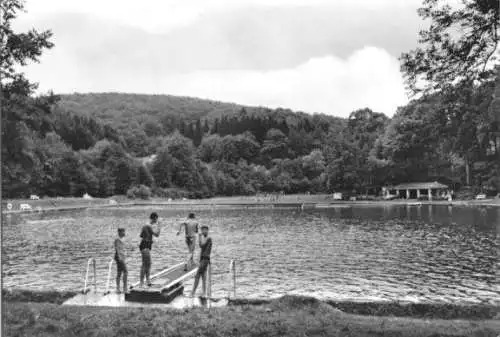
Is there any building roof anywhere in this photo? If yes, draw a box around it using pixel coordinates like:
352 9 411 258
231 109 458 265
392 182 449 190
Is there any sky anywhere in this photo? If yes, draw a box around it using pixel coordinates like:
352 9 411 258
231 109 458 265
15 0 427 117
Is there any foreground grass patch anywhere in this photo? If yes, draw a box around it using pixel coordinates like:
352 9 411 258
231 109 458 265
2 289 78 305
230 295 500 320
3 298 500 337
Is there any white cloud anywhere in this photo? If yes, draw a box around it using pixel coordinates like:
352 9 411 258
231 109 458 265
18 1 416 117
164 46 408 117
21 0 422 33
30 45 408 117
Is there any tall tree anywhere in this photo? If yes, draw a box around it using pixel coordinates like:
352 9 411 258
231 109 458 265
136 164 154 187
1 0 55 197
203 119 210 134
260 128 289 164
400 0 499 186
400 0 499 94
151 149 174 188
1 0 54 96
193 119 203 147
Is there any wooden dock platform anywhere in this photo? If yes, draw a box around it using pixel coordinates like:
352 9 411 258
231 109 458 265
62 292 227 308
125 262 199 303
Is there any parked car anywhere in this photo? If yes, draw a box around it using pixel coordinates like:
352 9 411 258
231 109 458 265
475 194 486 200
30 194 40 200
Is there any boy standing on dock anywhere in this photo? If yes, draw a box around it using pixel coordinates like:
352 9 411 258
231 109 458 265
114 228 128 294
139 212 161 287
177 213 199 270
191 225 212 297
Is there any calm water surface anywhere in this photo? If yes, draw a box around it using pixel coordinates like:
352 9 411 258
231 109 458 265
2 205 499 304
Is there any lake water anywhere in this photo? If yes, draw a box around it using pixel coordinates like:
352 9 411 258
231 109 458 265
2 204 499 305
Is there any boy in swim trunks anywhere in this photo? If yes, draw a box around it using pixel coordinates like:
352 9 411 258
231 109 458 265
139 212 161 287
114 228 127 294
177 213 199 270
191 225 212 297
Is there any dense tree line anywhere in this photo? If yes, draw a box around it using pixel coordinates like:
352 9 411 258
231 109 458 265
3 86 498 199
1 0 499 199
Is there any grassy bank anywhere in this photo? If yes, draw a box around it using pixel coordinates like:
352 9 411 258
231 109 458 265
3 295 500 337
229 298 500 320
2 289 78 305
5 289 498 320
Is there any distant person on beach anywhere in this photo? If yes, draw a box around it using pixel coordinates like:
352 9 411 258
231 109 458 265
114 228 127 293
191 225 212 297
139 212 161 287
177 213 199 270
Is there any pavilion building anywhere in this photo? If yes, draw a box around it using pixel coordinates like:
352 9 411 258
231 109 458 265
384 182 450 200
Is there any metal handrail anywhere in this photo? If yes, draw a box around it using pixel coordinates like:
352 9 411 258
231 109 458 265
229 259 236 299
207 262 212 309
104 257 114 295
83 257 97 294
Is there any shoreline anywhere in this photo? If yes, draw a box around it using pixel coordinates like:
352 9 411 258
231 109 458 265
3 289 499 320
2 195 499 215
3 290 499 337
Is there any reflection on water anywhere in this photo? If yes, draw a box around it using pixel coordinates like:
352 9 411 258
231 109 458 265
2 205 499 305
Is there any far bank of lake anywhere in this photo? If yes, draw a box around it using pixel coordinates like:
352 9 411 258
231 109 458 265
2 194 500 215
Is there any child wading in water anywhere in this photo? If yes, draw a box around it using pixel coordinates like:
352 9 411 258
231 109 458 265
177 213 199 270
191 225 212 297
114 228 128 293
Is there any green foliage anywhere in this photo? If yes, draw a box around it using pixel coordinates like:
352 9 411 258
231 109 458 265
161 132 199 189
150 149 174 188
1 2 58 198
150 187 190 199
0 0 54 96
260 128 289 163
136 164 154 187
126 185 151 200
324 133 360 193
398 0 499 189
4 85 498 197
79 140 134 197
400 0 499 94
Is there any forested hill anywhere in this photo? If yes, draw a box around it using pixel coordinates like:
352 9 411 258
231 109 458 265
4 83 499 200
58 92 247 121
56 92 347 157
